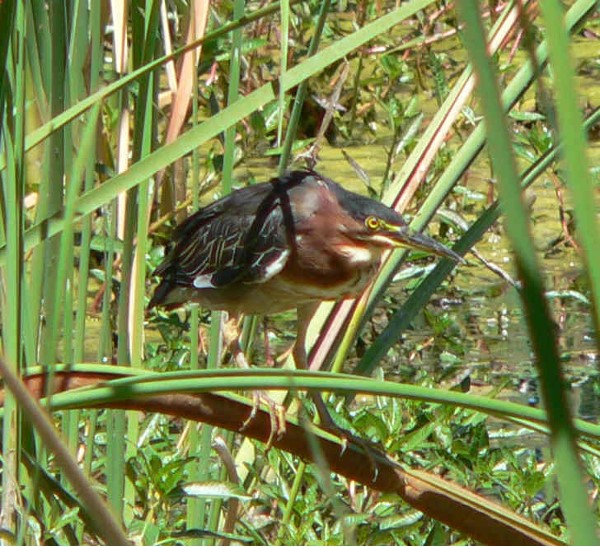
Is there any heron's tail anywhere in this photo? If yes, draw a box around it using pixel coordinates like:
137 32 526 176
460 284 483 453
148 278 176 310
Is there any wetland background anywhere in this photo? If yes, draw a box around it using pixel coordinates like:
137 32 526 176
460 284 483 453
0 0 600 544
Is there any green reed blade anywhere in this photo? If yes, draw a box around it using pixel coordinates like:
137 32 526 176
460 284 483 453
456 2 597 543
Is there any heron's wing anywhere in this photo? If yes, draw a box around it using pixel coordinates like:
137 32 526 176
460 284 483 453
209 200 290 287
156 186 291 289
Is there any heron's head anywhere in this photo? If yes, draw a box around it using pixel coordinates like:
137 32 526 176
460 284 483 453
334 186 464 263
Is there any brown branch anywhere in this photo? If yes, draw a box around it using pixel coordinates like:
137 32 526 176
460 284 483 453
7 371 561 546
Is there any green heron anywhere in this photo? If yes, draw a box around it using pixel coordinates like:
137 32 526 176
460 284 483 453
149 170 463 431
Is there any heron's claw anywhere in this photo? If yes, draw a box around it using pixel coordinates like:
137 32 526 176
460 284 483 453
240 390 286 448
313 399 385 484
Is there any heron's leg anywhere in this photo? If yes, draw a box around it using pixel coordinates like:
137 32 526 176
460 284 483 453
262 317 276 367
294 305 383 477
222 312 249 368
293 303 339 430
223 313 286 442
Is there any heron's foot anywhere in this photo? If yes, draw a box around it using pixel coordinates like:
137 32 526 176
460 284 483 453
311 396 385 483
322 420 385 483
240 390 287 448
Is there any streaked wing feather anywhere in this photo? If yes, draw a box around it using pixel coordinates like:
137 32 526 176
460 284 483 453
162 189 290 289
210 206 289 286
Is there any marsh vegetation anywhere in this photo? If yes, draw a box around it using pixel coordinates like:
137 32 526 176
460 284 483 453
0 0 599 544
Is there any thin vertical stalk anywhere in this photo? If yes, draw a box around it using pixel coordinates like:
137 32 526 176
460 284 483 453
277 461 307 544
62 273 77 452
0 0 25 533
74 0 102 369
0 0 16 123
73 9 102 540
38 0 67 366
106 51 128 516
51 105 100 370
78 6 102 538
205 313 223 542
186 2 205 531
54 104 100 472
222 0 245 193
276 0 289 147
23 0 48 367
186 307 206 533
106 101 129 523
123 0 160 525
130 0 158 370
208 3 246 536
538 0 600 336
277 0 331 173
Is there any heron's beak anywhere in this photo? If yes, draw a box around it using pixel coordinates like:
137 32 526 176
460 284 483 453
382 221 465 264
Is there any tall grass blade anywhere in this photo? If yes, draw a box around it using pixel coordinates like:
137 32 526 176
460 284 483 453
456 2 597 542
223 0 245 191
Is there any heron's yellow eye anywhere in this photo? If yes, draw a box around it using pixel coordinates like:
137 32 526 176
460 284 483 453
365 216 380 231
